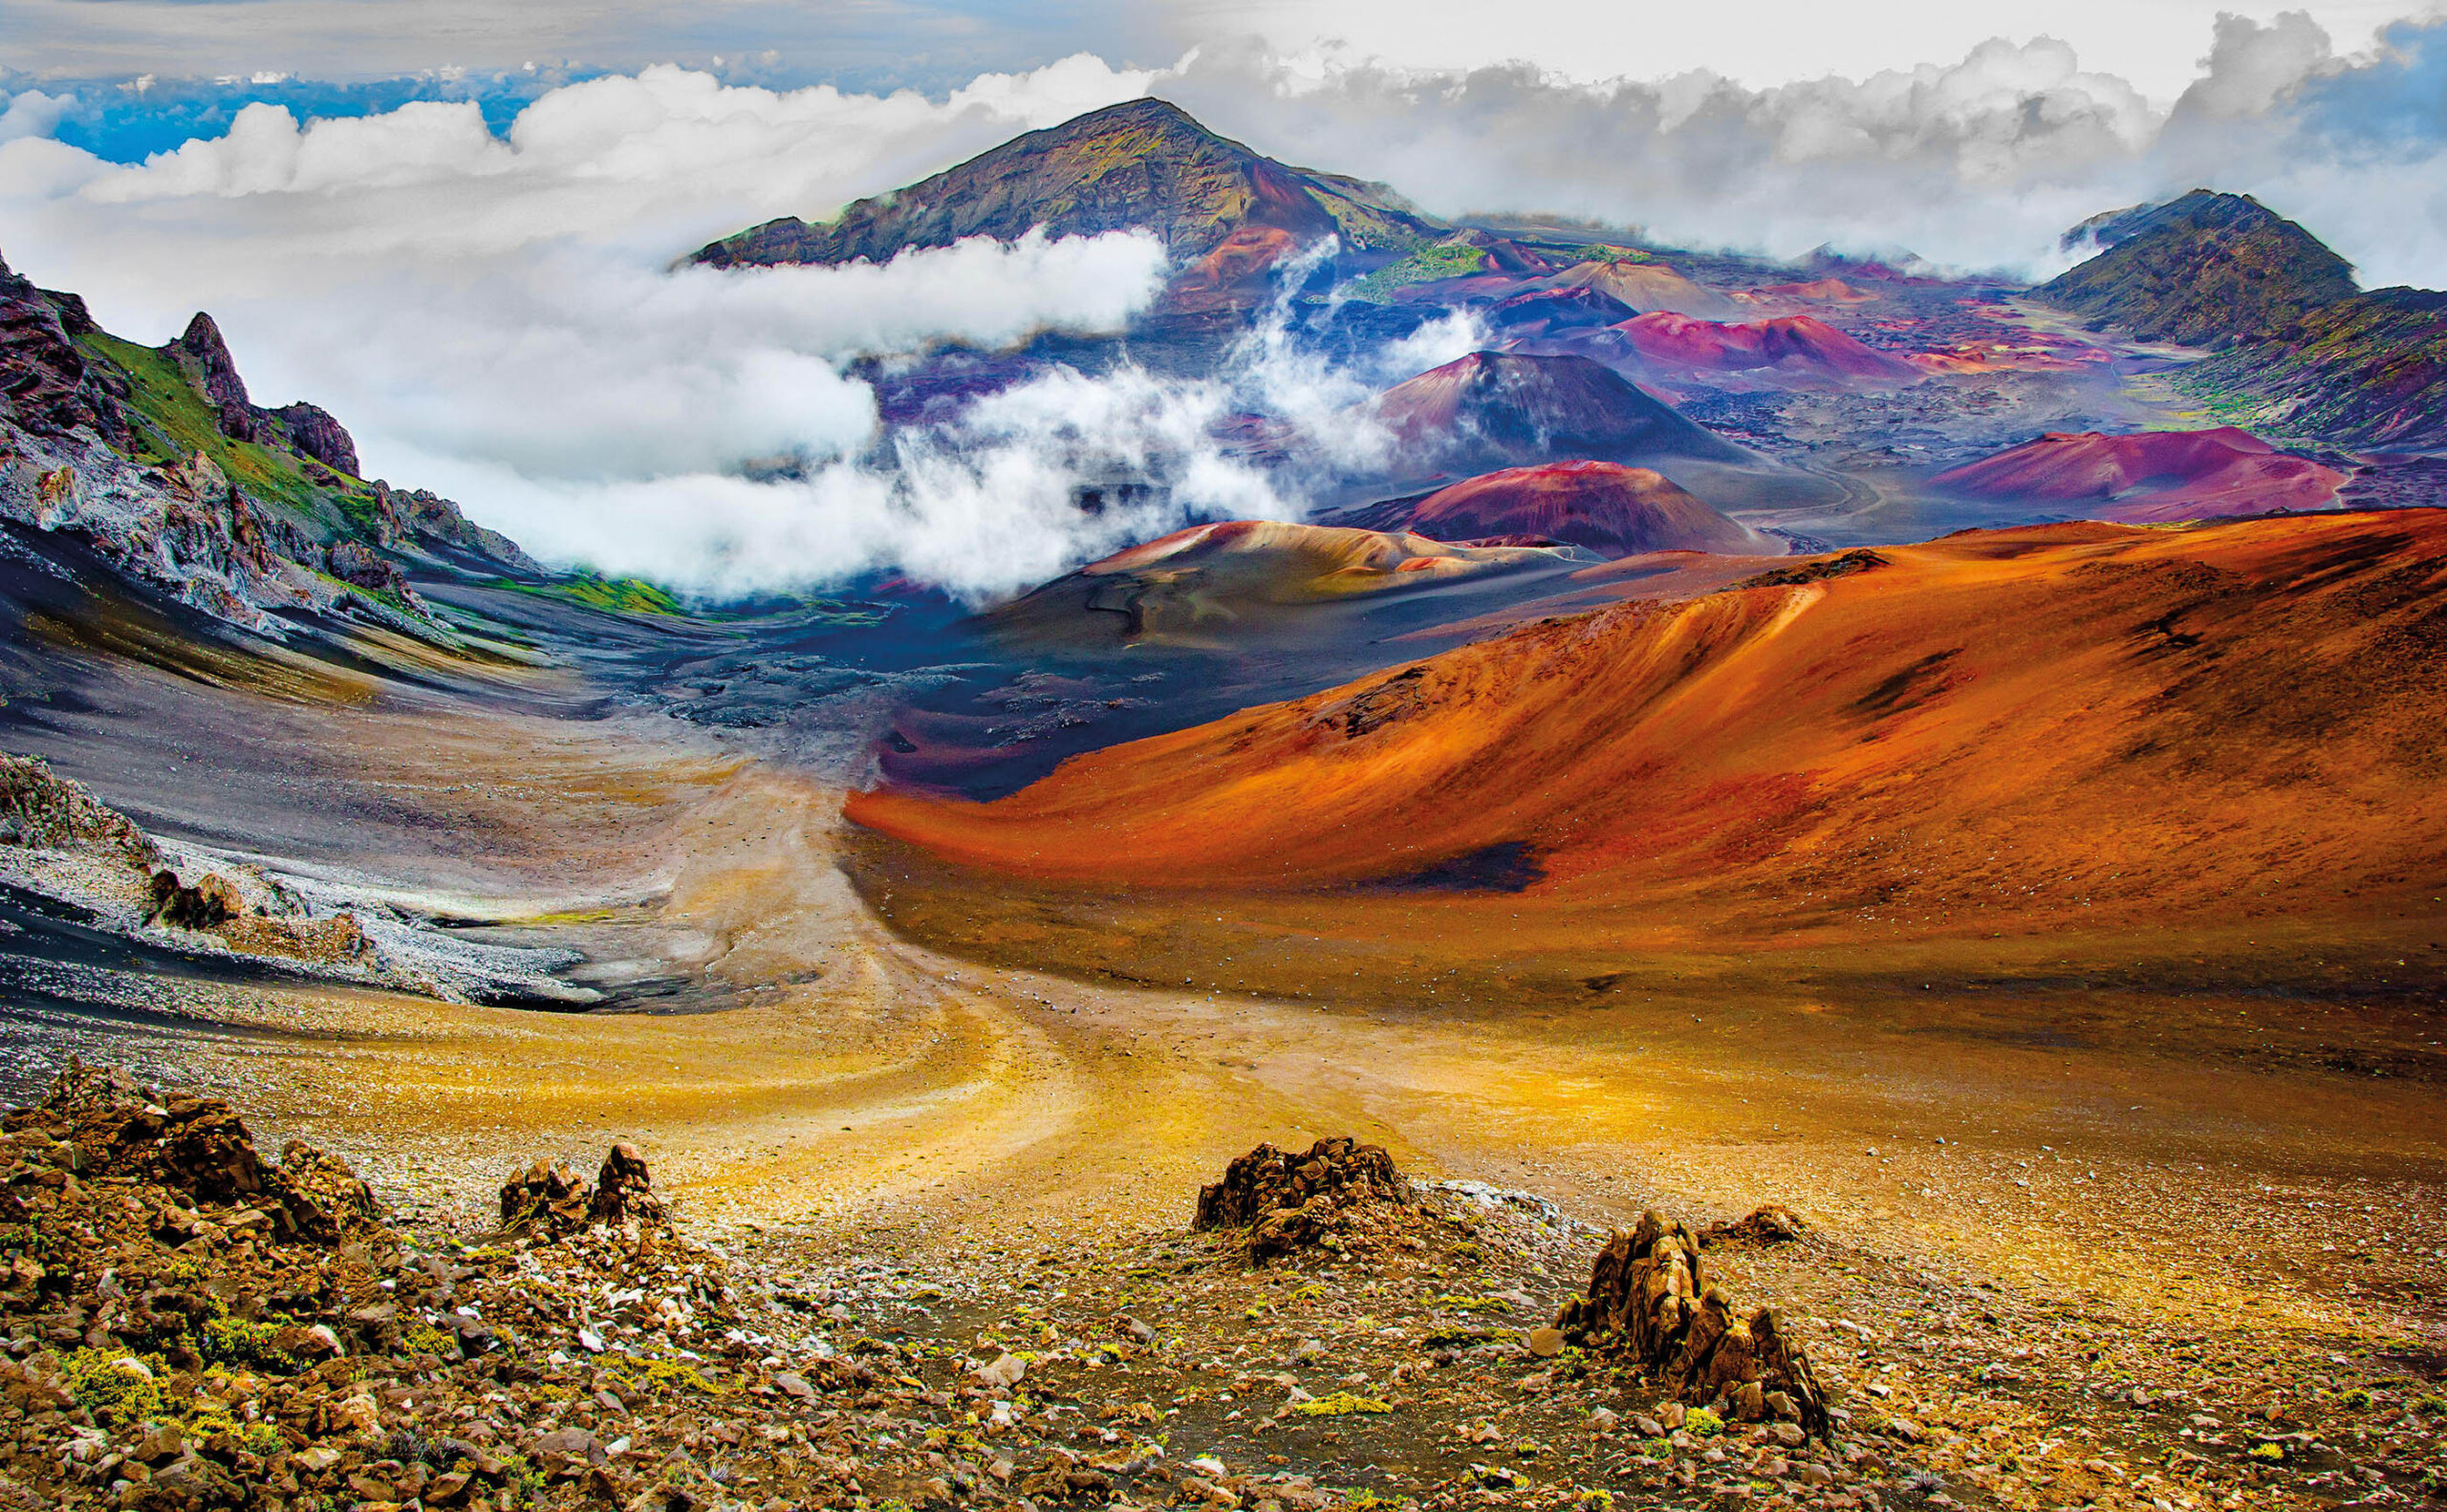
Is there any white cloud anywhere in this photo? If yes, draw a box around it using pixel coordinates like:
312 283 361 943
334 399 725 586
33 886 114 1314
9 21 2447 598
0 58 1234 596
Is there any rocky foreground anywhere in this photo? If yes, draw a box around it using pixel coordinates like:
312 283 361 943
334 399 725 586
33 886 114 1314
0 1068 2430 1512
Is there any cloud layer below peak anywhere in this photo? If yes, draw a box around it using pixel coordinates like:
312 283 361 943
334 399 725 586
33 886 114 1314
3 21 2447 596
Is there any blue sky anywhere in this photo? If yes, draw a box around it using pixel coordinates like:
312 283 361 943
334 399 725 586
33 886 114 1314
10 0 2441 166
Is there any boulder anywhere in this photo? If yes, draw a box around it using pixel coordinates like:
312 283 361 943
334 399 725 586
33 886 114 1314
148 867 245 929
1554 1207 1831 1436
499 1158 593 1237
501 1142 669 1237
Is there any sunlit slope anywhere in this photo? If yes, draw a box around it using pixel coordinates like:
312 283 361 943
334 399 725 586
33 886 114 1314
852 511 2447 934
981 520 1562 649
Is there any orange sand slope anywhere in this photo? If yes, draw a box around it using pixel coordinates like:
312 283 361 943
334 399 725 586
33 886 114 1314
851 511 2447 936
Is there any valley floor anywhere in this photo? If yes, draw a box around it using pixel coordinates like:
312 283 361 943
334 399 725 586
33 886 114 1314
1 649 2442 1511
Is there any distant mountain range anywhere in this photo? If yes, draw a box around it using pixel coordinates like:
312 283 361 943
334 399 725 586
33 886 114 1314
2037 189 2447 446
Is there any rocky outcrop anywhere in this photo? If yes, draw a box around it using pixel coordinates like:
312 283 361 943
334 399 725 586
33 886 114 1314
1195 1136 1417 1259
271 400 359 478
1702 1202 1811 1246
1554 1208 1831 1436
0 1065 891 1511
1 248 544 633
324 537 408 593
500 1141 671 1240
0 255 120 443
589 1140 668 1227
21 1060 383 1242
498 1157 593 1236
169 313 257 443
370 480 541 572
0 753 160 860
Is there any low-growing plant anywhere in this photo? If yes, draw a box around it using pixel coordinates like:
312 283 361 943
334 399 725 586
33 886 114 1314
61 1350 170 1429
1292 1391 1391 1417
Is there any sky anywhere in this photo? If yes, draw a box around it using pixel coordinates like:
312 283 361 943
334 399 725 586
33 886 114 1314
5 2 2447 594
7 0 2437 98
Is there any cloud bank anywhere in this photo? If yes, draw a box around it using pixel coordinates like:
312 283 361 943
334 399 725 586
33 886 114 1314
3 18 2447 596
1162 14 2447 286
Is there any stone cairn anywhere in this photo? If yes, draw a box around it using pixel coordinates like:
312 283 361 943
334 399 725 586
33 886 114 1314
1554 1207 1832 1436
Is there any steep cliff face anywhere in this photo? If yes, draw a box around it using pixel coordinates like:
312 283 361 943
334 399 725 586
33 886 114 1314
0 250 536 634
270 401 360 478
689 98 1445 275
0 260 124 445
169 313 259 442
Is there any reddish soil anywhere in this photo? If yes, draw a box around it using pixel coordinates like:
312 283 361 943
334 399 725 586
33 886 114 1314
1616 313 1921 382
1397 462 1776 559
1931 426 2347 521
850 511 2447 1001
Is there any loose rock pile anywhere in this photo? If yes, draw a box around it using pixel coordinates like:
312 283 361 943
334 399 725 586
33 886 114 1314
0 755 157 860
1193 1137 1420 1260
499 1144 669 1241
1701 1203 1809 1247
1554 1208 1832 1436
0 1062 915 1511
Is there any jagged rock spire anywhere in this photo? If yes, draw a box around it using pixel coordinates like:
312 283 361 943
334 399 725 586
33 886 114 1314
172 311 258 442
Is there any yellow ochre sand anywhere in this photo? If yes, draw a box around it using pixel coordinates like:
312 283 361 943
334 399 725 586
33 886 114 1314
106 688 2441 1373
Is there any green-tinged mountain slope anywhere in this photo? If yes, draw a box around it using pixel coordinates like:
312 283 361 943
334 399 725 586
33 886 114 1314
2039 190 2357 347
0 249 536 633
2042 190 2447 446
690 97 1446 270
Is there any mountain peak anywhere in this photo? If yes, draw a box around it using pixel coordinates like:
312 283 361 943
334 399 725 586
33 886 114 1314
689 97 1444 274
2039 190 2355 347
